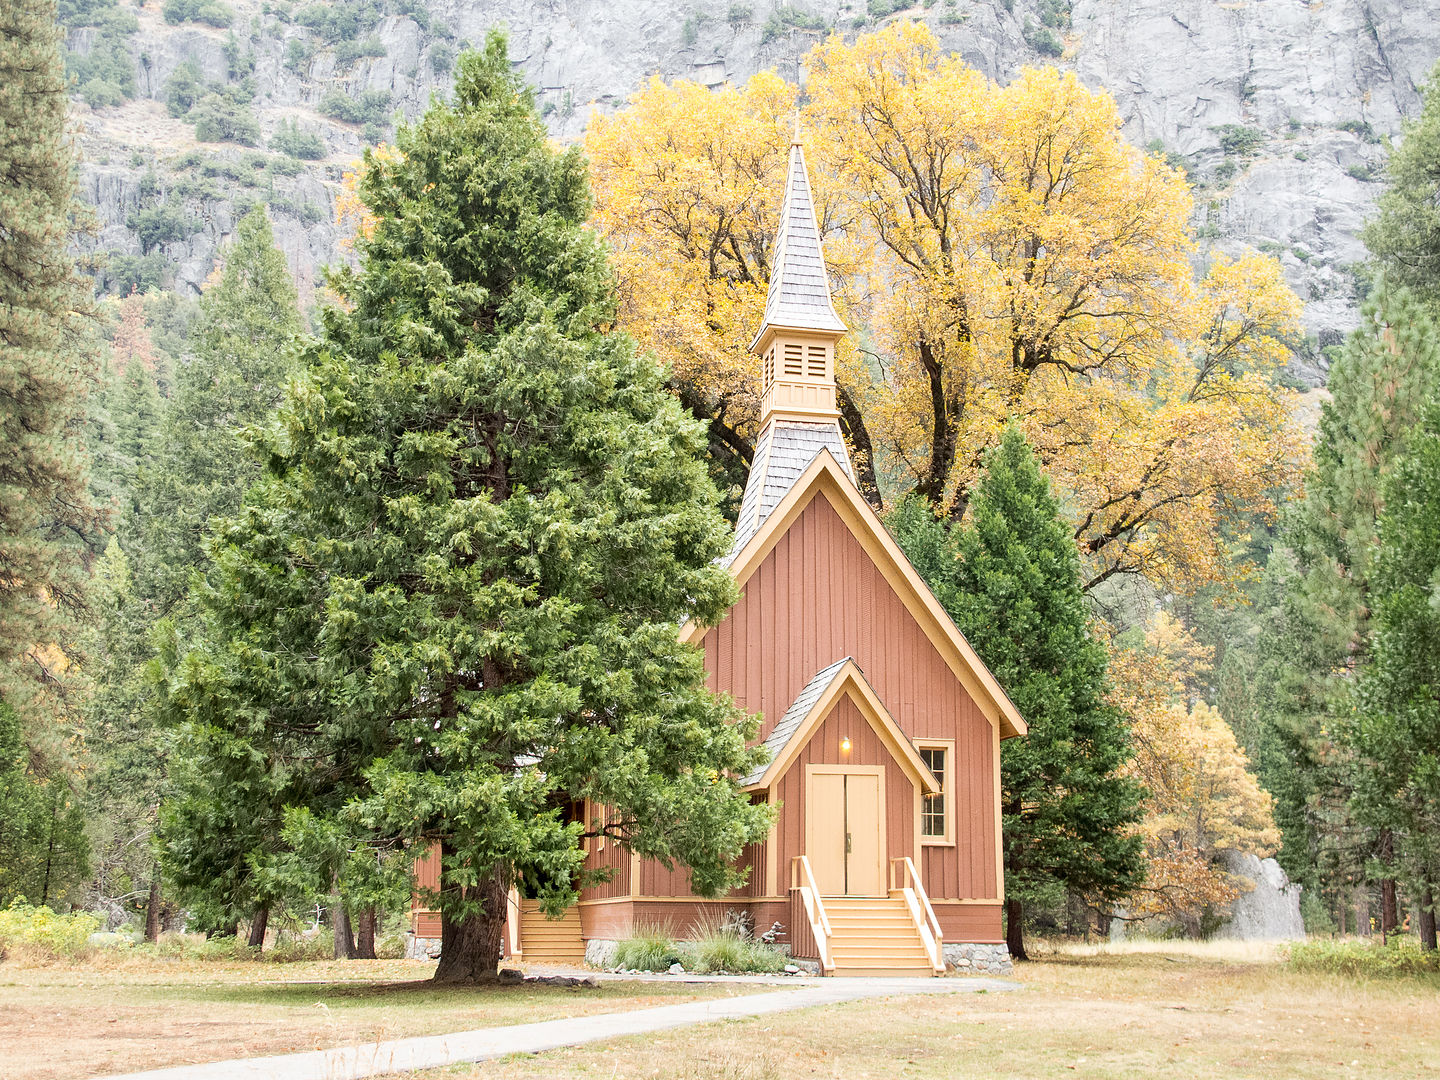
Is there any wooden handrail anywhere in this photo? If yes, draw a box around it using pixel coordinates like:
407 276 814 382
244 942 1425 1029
890 857 945 974
506 887 522 958
790 856 835 973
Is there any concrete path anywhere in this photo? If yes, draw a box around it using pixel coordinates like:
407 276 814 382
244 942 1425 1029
95 974 1018 1080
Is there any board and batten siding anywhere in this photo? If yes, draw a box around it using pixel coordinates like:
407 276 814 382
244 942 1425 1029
701 491 999 904
770 694 916 883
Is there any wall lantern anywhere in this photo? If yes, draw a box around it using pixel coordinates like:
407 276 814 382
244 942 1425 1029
840 737 852 754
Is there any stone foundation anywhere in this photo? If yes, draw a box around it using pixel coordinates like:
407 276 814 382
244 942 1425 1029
584 937 618 969
405 932 442 960
943 942 1013 975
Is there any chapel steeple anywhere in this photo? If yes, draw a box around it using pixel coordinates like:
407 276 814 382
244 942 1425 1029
730 137 855 555
751 137 847 429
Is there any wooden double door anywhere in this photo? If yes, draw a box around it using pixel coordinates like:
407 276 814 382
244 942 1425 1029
806 766 885 896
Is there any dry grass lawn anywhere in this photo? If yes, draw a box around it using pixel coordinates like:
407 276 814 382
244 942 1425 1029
0 956 761 1080
423 942 1440 1080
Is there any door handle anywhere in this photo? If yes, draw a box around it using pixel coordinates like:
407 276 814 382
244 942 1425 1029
846 832 852 854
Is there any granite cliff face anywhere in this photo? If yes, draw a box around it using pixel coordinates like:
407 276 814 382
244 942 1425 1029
70 0 1438 382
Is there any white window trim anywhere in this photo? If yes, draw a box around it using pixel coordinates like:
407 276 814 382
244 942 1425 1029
917 739 956 847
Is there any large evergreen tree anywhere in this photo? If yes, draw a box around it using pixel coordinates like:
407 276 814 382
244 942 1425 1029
136 210 299 941
0 0 104 728
1363 61 1440 310
143 206 301 616
1260 284 1440 928
1352 401 1440 949
889 427 1144 960
160 35 770 983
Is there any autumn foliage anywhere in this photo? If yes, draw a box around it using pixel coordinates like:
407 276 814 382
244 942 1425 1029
1109 615 1280 927
586 22 1304 597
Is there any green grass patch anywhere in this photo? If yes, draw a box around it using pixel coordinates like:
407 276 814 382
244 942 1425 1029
1286 937 1440 978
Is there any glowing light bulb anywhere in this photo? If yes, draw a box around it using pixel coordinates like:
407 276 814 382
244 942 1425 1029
840 737 852 753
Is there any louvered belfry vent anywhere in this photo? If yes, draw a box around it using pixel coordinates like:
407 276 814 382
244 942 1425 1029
750 138 846 430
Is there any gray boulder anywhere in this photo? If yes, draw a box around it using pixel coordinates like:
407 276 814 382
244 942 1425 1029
1216 850 1306 941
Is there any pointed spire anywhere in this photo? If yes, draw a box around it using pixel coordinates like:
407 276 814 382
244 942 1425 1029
750 142 846 351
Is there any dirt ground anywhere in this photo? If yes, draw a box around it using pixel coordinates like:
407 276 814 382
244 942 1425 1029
432 942 1440 1080
0 957 759 1080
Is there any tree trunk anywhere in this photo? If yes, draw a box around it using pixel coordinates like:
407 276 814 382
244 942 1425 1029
354 907 377 960
1095 909 1112 940
433 861 510 984
247 905 269 951
333 903 356 960
144 866 162 944
1420 886 1437 952
1005 896 1028 962
1380 831 1399 942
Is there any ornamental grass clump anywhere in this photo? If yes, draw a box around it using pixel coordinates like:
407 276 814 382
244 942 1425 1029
681 912 787 974
613 923 683 972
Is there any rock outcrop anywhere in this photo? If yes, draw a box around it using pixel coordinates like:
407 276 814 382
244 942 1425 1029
1215 849 1306 941
70 0 1438 381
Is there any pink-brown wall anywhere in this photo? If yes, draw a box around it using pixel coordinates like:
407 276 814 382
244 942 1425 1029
700 491 999 903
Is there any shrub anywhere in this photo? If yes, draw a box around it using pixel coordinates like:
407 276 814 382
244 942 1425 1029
99 252 170 294
1022 20 1063 57
1213 123 1266 158
1337 118 1381 144
1287 938 1440 979
760 5 826 45
127 203 197 252
0 902 102 961
335 32 386 64
1347 163 1376 182
1214 159 1237 182
319 87 391 125
284 38 313 74
162 0 234 28
192 93 261 145
294 0 382 43
727 4 752 25
612 924 683 972
163 60 205 118
270 118 326 159
267 153 305 176
429 42 454 75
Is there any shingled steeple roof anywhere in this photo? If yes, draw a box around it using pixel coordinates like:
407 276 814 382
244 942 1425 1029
749 141 846 350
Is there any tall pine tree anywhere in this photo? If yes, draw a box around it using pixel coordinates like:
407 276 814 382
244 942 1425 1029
148 208 301 941
1363 60 1440 310
161 35 770 983
890 427 1144 960
143 207 301 617
1353 400 1440 948
0 0 104 730
1263 284 1440 930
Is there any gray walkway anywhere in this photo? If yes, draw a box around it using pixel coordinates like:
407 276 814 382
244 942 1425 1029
96 974 1018 1080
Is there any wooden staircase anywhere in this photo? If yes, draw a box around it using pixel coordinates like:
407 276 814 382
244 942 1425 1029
824 895 936 976
516 900 586 966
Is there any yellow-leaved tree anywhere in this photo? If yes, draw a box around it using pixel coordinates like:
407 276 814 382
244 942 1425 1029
586 21 1304 596
1108 614 1280 931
